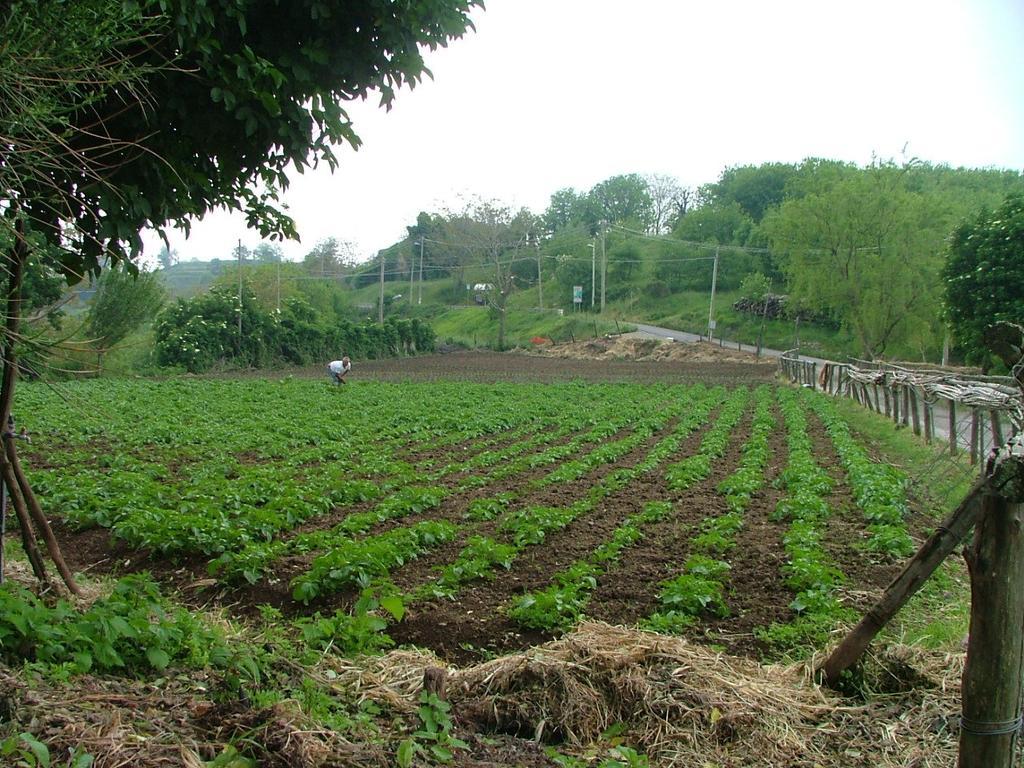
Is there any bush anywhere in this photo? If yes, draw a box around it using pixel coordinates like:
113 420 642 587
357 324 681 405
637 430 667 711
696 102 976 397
155 284 436 372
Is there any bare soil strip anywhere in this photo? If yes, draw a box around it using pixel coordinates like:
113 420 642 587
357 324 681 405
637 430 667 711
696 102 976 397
804 410 904 609
696 401 793 654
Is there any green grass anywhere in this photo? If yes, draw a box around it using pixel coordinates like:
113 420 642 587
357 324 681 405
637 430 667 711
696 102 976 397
430 306 626 349
349 275 858 357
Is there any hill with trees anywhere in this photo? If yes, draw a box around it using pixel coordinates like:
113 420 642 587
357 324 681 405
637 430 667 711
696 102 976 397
342 160 1023 364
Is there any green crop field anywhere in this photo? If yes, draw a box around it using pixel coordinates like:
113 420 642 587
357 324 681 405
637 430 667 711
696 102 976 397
18 375 925 659
0 366 976 767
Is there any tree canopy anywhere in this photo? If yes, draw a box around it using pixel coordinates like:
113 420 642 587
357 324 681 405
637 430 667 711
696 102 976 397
3 0 481 279
944 194 1024 370
763 161 946 358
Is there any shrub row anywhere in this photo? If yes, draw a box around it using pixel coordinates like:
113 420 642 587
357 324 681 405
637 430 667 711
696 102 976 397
155 285 435 372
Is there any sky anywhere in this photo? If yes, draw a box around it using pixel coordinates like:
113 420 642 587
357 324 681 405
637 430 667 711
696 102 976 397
145 0 1024 265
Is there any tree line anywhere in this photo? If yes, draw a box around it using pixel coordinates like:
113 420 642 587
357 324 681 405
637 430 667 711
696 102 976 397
355 162 1022 366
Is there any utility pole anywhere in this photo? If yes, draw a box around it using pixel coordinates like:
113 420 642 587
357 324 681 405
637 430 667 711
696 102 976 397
599 225 607 313
378 251 384 323
237 238 243 341
589 241 596 309
535 238 543 310
707 245 719 342
408 248 414 306
417 237 424 305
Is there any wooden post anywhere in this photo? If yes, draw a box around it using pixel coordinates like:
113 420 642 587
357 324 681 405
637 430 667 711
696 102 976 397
821 480 986 685
872 384 880 413
811 362 817 390
950 399 958 455
882 386 891 417
902 385 911 428
423 667 448 701
910 387 922 436
923 401 933 444
991 411 1005 449
970 409 981 466
892 386 900 425
959 448 1024 768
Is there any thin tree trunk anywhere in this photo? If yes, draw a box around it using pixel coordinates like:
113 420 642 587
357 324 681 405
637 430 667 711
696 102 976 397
1 461 48 585
1 215 78 593
7 440 80 594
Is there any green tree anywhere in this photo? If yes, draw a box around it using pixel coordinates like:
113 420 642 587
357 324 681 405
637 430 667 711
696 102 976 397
1 0 478 589
586 174 653 231
763 161 946 359
673 201 753 246
740 272 772 354
156 245 178 271
543 188 587 233
444 200 536 348
709 163 796 223
85 265 166 371
6 0 481 280
644 173 685 234
944 195 1024 370
303 237 358 276
253 242 283 264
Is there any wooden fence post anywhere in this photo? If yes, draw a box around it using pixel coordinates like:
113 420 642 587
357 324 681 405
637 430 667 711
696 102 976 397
892 386 901 425
902 385 911 428
882 386 891 417
959 448 1024 768
910 387 922 436
923 401 933 444
991 411 1004 449
950 399 958 455
970 409 980 466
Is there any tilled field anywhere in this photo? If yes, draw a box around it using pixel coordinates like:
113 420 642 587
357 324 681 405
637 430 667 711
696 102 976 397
25 365 920 666
285 348 779 384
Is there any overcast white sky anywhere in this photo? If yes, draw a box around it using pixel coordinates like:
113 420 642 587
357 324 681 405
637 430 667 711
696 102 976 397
147 0 1024 264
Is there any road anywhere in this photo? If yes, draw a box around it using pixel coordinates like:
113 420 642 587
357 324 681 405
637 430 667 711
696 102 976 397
630 322 829 365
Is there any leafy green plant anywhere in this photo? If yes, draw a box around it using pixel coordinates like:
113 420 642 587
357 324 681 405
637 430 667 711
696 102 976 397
805 392 914 558
292 520 456 603
294 589 404 656
398 690 469 765
0 576 250 679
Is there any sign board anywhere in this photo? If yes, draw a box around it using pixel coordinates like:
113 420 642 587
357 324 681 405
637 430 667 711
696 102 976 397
709 319 717 330
572 285 583 304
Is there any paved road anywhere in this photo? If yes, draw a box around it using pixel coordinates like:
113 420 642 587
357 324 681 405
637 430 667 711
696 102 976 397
631 322 829 365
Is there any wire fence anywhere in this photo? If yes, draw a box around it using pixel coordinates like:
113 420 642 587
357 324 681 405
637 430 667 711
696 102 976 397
780 352 1022 490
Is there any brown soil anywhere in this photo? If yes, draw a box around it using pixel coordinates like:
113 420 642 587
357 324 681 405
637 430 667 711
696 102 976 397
696 402 793 653
278 349 778 384
805 411 904 607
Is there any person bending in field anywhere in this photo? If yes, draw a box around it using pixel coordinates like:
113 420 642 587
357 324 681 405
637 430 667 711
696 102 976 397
327 355 351 384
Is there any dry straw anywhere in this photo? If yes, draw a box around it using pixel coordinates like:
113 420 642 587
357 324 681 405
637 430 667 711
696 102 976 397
2 621 969 767
343 621 964 767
